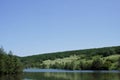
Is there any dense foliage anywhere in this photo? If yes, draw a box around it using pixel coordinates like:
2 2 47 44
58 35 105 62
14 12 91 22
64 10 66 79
20 46 120 70
0 47 23 74
1 46 120 73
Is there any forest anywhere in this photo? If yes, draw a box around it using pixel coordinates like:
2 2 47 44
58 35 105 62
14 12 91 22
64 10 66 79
0 47 23 74
0 46 120 74
20 46 120 70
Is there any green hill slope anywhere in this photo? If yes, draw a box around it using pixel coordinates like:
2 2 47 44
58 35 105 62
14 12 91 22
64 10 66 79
20 46 120 70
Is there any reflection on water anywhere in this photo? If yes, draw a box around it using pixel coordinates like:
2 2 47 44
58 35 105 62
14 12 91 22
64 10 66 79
23 72 120 80
0 71 120 80
0 74 22 80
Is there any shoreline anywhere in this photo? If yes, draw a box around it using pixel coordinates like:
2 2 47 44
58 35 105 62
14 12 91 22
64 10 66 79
23 69 120 73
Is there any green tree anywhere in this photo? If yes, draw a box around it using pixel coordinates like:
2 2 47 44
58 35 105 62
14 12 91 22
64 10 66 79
91 57 103 70
102 60 112 70
7 51 15 73
13 56 23 73
117 57 120 70
0 47 6 73
0 47 23 74
79 61 87 70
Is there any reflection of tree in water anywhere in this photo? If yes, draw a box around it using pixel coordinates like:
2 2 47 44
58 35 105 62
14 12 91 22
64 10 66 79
44 72 80 80
23 72 120 80
23 72 79 80
44 72 120 80
91 72 120 80
0 74 22 80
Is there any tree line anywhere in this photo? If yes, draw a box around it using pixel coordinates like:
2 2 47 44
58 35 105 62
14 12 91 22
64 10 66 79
0 47 23 74
1 46 120 74
47 56 120 70
20 46 120 70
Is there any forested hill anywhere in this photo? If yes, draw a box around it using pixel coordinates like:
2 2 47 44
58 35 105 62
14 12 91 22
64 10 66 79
20 46 120 70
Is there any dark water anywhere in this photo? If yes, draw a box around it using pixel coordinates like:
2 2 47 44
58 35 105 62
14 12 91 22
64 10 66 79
0 69 120 80
0 74 22 80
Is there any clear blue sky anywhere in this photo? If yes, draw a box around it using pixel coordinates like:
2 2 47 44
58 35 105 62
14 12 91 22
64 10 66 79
0 0 120 56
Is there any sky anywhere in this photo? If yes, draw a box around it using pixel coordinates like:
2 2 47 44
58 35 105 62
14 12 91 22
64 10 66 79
0 0 120 57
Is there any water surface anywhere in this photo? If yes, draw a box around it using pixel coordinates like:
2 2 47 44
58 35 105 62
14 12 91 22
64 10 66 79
0 69 120 80
23 72 120 80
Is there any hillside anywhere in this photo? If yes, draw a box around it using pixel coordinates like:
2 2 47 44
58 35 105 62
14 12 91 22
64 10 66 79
20 46 120 70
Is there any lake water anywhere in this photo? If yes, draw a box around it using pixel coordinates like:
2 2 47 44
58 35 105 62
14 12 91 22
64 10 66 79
0 69 120 80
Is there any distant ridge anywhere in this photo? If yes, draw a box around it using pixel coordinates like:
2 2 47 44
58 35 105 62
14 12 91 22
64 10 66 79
22 45 120 57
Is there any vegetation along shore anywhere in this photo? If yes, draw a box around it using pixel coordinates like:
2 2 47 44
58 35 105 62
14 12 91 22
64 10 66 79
20 46 120 70
0 45 120 74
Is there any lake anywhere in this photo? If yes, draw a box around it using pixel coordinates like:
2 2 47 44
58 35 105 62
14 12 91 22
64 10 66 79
0 69 120 80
